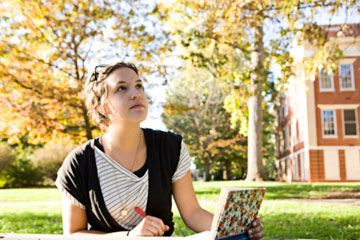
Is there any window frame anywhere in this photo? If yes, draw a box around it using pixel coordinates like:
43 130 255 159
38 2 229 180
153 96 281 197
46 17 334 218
318 68 335 92
339 63 355 91
342 109 359 138
321 109 337 138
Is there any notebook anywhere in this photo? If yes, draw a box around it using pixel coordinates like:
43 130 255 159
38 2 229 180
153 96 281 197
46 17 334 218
208 187 266 240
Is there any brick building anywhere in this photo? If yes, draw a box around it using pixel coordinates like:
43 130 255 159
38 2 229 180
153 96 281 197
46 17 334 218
276 24 360 182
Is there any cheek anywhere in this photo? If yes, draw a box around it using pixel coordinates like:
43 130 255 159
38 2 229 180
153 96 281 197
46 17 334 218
109 95 128 112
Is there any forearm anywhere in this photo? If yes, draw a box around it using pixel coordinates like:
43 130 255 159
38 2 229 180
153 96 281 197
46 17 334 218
70 230 129 236
184 207 214 233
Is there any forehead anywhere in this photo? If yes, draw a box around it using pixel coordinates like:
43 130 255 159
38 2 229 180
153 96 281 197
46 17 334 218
106 67 140 88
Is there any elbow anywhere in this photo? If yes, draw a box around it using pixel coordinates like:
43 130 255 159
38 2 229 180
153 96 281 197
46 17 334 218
63 227 87 235
182 206 203 227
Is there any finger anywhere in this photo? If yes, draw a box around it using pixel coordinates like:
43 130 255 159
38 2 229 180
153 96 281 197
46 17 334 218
151 216 165 231
252 218 261 227
254 225 263 233
146 223 162 236
148 216 167 232
142 229 154 237
150 219 166 236
249 226 263 235
150 221 164 236
253 232 264 240
248 232 263 240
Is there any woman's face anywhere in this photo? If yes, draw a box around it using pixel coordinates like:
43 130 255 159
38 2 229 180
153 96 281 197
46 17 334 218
103 67 148 125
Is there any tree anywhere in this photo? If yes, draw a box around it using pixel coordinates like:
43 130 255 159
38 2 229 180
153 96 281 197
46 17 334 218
160 0 357 181
0 0 174 145
162 60 248 181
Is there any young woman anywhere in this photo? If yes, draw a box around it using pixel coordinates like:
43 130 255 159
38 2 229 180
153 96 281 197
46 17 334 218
55 62 264 239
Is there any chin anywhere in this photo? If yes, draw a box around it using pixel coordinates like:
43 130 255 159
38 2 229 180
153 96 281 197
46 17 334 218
129 111 148 123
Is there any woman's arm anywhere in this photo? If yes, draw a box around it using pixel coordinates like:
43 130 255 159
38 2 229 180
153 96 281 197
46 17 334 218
61 195 129 236
61 195 168 236
172 170 214 232
172 171 263 240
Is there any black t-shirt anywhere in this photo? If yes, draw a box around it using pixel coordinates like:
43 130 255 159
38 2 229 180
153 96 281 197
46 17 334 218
55 127 182 236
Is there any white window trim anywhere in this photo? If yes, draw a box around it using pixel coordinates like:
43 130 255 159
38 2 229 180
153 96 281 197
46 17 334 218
318 104 360 110
321 109 337 138
342 109 359 138
339 63 355 91
283 98 288 117
319 68 334 92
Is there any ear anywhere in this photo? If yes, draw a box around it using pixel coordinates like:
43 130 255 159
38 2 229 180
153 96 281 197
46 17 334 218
97 104 110 116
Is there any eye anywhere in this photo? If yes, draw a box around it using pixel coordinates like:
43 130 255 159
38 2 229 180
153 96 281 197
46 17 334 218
117 86 127 92
136 84 144 90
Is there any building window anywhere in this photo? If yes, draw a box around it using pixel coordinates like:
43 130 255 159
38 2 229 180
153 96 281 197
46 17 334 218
322 110 337 137
319 68 334 92
339 64 355 90
343 109 358 136
291 121 297 146
282 128 287 152
278 130 285 154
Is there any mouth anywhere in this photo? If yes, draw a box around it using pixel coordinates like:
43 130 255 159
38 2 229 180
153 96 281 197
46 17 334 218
130 104 145 109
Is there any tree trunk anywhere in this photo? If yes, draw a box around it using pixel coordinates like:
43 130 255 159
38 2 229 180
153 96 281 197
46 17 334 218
81 102 93 140
204 157 211 181
224 160 231 180
246 23 265 182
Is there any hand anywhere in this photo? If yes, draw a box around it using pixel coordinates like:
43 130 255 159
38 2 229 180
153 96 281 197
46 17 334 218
247 217 263 240
128 215 170 236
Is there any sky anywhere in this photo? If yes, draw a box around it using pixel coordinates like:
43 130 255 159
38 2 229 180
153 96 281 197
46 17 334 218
97 3 360 132
143 4 360 131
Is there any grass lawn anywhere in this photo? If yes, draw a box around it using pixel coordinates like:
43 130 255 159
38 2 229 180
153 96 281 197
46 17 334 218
0 181 360 239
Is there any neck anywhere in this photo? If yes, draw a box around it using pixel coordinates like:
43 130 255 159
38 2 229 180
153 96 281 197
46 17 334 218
103 123 142 153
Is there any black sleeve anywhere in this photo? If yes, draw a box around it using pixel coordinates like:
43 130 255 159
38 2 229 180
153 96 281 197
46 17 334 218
55 147 87 209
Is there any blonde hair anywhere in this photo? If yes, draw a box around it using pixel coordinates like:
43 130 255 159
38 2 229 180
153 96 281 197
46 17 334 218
83 62 140 131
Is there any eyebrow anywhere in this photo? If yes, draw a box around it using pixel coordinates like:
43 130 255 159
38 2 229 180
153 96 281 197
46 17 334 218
115 79 142 86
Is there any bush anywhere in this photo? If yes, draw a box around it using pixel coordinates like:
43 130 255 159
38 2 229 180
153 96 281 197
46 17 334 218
0 144 43 188
32 138 76 182
1 158 43 188
263 157 277 181
0 142 16 172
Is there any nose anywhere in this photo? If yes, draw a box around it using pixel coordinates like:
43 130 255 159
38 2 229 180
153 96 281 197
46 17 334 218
130 85 141 99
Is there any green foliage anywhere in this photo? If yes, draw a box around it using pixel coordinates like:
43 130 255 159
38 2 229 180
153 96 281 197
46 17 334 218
0 141 15 172
162 61 247 180
0 148 43 188
0 0 174 144
1 160 43 189
32 138 76 182
162 0 357 181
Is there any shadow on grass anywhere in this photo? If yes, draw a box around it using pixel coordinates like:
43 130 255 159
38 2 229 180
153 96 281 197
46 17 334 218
174 213 360 240
0 212 62 234
1 213 193 237
194 184 360 200
262 212 360 240
1 211 359 239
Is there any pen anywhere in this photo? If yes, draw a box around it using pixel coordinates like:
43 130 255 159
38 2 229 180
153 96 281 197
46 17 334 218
134 206 146 218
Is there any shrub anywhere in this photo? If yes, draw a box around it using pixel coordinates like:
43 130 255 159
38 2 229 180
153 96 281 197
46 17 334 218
0 142 16 172
1 158 43 188
32 138 76 182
